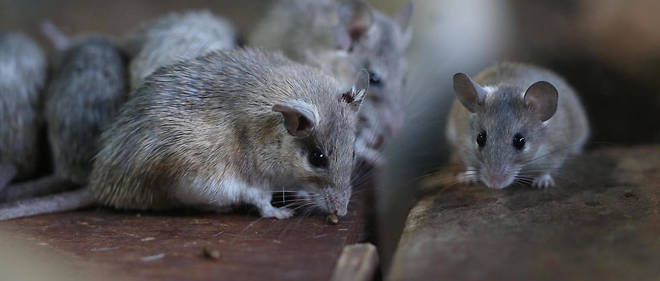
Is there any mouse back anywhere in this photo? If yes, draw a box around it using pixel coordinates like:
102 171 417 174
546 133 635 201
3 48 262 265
45 37 127 184
125 10 236 91
0 31 47 181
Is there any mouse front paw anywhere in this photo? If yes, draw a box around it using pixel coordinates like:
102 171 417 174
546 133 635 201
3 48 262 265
532 174 555 189
457 169 478 184
260 205 294 219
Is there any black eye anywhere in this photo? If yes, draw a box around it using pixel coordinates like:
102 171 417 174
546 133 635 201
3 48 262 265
368 70 381 85
476 131 487 147
308 148 328 168
513 133 526 150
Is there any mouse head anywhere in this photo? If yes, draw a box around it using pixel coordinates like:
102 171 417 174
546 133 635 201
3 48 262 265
271 71 369 216
453 73 558 189
335 1 413 143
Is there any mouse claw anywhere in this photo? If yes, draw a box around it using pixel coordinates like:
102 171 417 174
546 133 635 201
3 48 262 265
457 169 478 185
260 206 294 219
532 174 555 189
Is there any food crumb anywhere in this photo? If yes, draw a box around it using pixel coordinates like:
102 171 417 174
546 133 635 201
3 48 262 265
141 253 165 262
203 247 221 260
327 214 339 225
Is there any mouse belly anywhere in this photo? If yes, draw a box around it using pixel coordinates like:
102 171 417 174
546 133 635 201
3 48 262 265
174 175 293 219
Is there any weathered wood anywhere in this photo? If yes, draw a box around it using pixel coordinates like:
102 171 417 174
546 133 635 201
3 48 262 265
388 146 660 281
330 243 379 281
0 193 367 281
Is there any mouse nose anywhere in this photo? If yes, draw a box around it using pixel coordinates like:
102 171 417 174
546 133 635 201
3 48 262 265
334 206 348 217
367 135 385 149
485 172 508 189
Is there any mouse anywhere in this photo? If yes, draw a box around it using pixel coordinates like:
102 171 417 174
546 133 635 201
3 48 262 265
0 48 367 221
0 24 128 203
445 62 590 189
123 10 236 91
249 0 413 166
0 31 47 191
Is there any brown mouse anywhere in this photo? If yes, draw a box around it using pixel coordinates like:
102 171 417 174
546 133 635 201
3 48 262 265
0 48 367 221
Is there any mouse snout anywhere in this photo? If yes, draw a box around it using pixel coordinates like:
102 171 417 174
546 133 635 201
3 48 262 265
384 108 403 137
481 169 514 189
333 204 348 217
322 187 350 217
368 135 385 150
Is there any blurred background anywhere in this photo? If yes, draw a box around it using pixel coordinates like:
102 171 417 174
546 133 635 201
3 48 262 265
2 0 660 275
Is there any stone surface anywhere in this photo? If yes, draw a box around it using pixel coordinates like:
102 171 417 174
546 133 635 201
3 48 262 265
388 146 660 281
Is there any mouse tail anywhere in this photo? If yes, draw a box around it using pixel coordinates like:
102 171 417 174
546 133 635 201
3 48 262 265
0 174 78 204
0 188 95 221
40 20 71 50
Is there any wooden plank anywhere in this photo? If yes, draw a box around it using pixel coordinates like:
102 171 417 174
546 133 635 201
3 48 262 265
330 243 379 281
388 146 660 281
0 193 367 281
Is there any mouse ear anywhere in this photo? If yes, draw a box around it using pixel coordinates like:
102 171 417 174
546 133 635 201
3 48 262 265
341 69 369 112
336 0 374 51
453 73 487 113
273 101 320 137
395 2 414 48
524 81 558 122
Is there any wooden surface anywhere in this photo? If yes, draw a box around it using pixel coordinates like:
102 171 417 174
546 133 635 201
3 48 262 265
330 243 379 281
387 146 660 281
0 196 367 281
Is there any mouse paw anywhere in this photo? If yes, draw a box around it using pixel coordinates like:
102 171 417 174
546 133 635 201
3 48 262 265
457 169 478 184
532 174 555 189
260 205 294 219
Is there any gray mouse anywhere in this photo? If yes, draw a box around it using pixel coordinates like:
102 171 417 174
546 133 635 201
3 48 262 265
0 31 47 190
249 0 413 165
123 10 236 91
446 62 590 189
0 24 127 203
0 48 367 221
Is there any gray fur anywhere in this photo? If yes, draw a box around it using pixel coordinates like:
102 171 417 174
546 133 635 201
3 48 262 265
446 62 590 189
0 31 47 185
249 0 412 165
89 48 365 218
124 10 236 91
45 37 127 184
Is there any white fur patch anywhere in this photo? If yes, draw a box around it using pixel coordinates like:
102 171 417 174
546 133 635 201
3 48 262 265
482 86 498 93
174 172 272 210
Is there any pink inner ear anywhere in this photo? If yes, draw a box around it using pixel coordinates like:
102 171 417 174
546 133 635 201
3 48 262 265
283 111 312 136
296 115 311 132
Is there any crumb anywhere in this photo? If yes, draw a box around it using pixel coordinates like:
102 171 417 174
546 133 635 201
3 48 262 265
203 247 221 260
327 214 339 225
141 253 165 262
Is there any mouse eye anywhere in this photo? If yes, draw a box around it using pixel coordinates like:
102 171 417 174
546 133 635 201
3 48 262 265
368 70 381 86
513 133 526 150
308 148 329 168
476 131 487 148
